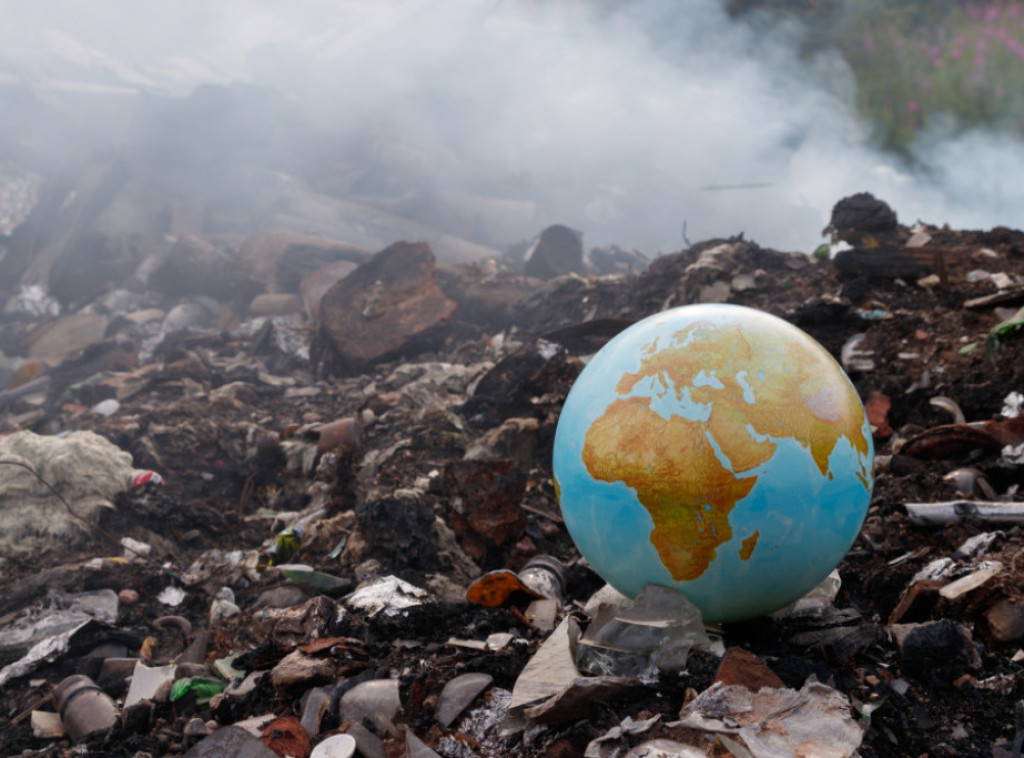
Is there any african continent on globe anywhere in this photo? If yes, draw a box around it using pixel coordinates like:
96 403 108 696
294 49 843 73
554 304 873 623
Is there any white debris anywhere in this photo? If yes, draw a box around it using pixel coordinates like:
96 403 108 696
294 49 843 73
1002 391 1024 418
344 576 427 617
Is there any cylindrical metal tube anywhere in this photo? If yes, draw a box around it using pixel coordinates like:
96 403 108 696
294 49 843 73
54 674 118 743
517 554 566 601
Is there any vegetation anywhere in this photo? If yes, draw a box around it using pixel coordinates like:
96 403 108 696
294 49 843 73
730 0 1024 151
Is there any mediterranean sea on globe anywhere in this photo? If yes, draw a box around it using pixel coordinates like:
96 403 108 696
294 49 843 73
553 303 874 623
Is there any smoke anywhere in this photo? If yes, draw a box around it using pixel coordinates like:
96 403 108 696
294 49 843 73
0 0 1021 255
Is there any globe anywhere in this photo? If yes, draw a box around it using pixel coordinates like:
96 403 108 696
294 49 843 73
553 303 874 623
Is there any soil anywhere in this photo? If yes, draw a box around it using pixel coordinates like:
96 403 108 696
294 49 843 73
4 211 1024 756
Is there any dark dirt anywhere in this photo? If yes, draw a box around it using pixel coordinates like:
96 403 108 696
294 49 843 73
4 205 1024 756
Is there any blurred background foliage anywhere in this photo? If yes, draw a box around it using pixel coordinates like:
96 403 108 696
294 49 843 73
727 0 1024 151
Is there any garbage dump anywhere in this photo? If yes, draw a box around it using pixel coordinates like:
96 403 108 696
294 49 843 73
6 187 1024 757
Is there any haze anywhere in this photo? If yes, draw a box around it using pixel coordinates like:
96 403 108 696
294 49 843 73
0 0 1021 256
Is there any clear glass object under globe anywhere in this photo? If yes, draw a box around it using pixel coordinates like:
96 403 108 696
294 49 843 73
553 303 874 623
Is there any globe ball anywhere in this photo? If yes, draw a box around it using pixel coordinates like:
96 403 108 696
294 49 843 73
553 303 874 623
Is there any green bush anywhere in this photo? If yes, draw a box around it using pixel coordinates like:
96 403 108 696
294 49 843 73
731 0 1024 151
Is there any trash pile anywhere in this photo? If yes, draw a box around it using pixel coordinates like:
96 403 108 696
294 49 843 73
4 191 1024 756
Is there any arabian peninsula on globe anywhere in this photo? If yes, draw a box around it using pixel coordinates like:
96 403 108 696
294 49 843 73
553 303 874 623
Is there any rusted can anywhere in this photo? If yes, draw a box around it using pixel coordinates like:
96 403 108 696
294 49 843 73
53 674 118 743
312 416 363 453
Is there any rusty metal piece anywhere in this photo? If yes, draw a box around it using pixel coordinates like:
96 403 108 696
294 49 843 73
153 615 193 637
865 390 893 438
261 715 312 758
900 416 1024 460
466 555 565 607
317 241 457 369
308 416 363 453
467 569 544 608
444 459 527 561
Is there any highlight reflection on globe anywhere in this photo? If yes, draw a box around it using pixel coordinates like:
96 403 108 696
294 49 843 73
553 304 874 623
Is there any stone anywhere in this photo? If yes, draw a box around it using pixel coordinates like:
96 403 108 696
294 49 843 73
443 459 527 561
524 676 637 725
151 234 233 300
713 647 785 692
310 733 357 758
435 673 493 727
270 649 337 691
183 725 279 758
232 229 371 298
27 313 108 360
48 231 142 306
523 225 583 280
338 679 401 733
987 599 1024 642
317 241 457 369
249 293 303 317
896 620 980 686
300 260 358 324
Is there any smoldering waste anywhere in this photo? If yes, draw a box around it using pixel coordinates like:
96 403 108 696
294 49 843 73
4 193 1024 756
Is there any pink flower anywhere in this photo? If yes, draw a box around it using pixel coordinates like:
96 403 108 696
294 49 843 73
986 5 1000 21
907 100 920 112
862 32 875 53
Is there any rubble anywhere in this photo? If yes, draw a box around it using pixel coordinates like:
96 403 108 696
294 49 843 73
5 190 1024 756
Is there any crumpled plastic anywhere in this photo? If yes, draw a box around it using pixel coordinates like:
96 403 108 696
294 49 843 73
575 582 711 677
344 575 427 616
0 431 135 558
671 679 864 758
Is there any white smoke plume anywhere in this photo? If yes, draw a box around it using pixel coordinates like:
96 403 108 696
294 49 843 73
0 0 1020 254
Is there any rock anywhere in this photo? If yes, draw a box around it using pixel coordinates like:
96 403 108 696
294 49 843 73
317 241 457 370
406 730 442 757
714 646 786 691
523 224 584 280
435 672 493 727
300 260 358 324
444 459 527 561
986 599 1024 642
183 725 279 758
26 313 108 360
309 733 357 758
249 293 303 317
464 418 539 469
232 229 372 298
48 232 142 306
338 679 401 733
524 676 637 725
826 192 899 242
151 235 233 300
896 620 980 686
270 649 337 691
